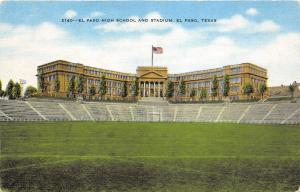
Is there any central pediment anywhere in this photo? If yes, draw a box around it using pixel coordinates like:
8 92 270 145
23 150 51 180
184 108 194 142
140 71 165 79
137 66 168 79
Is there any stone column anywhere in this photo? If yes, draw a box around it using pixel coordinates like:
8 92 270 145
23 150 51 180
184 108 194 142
143 82 145 97
157 82 159 97
149 82 151 97
153 82 156 97
162 82 165 98
160 82 163 97
139 81 141 97
155 82 157 97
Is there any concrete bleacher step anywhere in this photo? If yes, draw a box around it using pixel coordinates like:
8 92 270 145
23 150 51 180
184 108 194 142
138 97 169 106
29 101 72 121
219 104 249 122
0 99 299 124
240 104 274 122
197 105 223 121
84 103 111 121
0 100 42 120
263 103 299 123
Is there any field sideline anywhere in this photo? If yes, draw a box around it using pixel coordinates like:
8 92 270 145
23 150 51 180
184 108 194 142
1 122 300 191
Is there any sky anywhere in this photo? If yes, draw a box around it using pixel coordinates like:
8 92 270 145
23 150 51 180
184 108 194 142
0 1 300 88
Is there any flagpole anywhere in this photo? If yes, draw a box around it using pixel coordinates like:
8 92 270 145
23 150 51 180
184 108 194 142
151 45 153 67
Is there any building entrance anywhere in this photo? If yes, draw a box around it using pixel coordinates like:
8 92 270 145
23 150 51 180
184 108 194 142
140 81 164 97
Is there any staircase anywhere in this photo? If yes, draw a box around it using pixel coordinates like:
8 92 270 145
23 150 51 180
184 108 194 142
138 97 169 106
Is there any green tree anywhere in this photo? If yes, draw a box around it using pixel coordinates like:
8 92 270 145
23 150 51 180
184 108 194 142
223 74 230 98
200 88 207 102
75 75 85 95
24 86 37 97
98 75 107 100
190 88 196 101
68 76 76 98
6 80 15 99
288 84 296 99
258 83 267 99
132 77 139 97
179 80 186 96
243 83 254 100
0 79 4 97
89 84 96 99
167 81 174 98
38 76 45 92
13 82 21 99
211 75 218 100
121 81 128 98
54 79 60 93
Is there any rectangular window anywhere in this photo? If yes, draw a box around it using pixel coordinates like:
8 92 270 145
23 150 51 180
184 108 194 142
230 77 241 83
231 67 241 73
231 85 240 92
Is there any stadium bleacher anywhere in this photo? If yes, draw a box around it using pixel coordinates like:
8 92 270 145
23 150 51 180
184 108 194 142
0 100 42 121
28 101 72 121
219 104 249 122
0 99 299 124
83 103 111 121
197 105 224 122
240 104 274 123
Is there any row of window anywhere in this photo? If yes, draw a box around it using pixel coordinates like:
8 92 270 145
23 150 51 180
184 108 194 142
87 84 134 96
230 77 241 83
251 77 265 86
182 84 240 95
231 67 241 73
84 69 135 81
168 71 225 82
38 65 57 74
47 74 57 81
251 68 266 77
178 77 241 90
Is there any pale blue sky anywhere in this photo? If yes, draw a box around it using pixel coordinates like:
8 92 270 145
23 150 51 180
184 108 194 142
0 1 300 87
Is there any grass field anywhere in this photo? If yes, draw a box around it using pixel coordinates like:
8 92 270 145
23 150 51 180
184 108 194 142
1 122 300 192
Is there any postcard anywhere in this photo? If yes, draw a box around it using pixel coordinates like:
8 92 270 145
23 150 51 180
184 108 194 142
0 1 300 192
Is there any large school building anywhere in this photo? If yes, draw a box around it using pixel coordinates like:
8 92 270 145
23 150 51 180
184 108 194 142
37 60 268 100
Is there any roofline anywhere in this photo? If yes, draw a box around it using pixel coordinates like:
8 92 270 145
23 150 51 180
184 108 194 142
38 60 267 77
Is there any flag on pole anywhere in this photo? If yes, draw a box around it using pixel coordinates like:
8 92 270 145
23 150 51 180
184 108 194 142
152 46 163 54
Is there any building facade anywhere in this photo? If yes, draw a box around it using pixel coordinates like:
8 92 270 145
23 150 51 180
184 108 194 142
37 60 268 100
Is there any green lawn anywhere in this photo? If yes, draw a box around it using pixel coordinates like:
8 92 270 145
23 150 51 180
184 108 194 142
1 122 300 192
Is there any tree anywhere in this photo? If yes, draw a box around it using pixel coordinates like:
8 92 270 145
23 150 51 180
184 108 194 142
54 79 60 93
243 83 254 100
167 81 174 98
38 76 45 93
258 83 267 99
24 86 37 97
211 75 218 100
0 79 4 97
98 75 107 100
179 80 186 97
89 84 96 99
288 84 296 99
6 80 15 99
223 74 230 98
75 75 85 95
190 88 196 101
13 82 21 99
68 75 76 98
132 77 139 97
200 88 207 102
121 81 128 98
